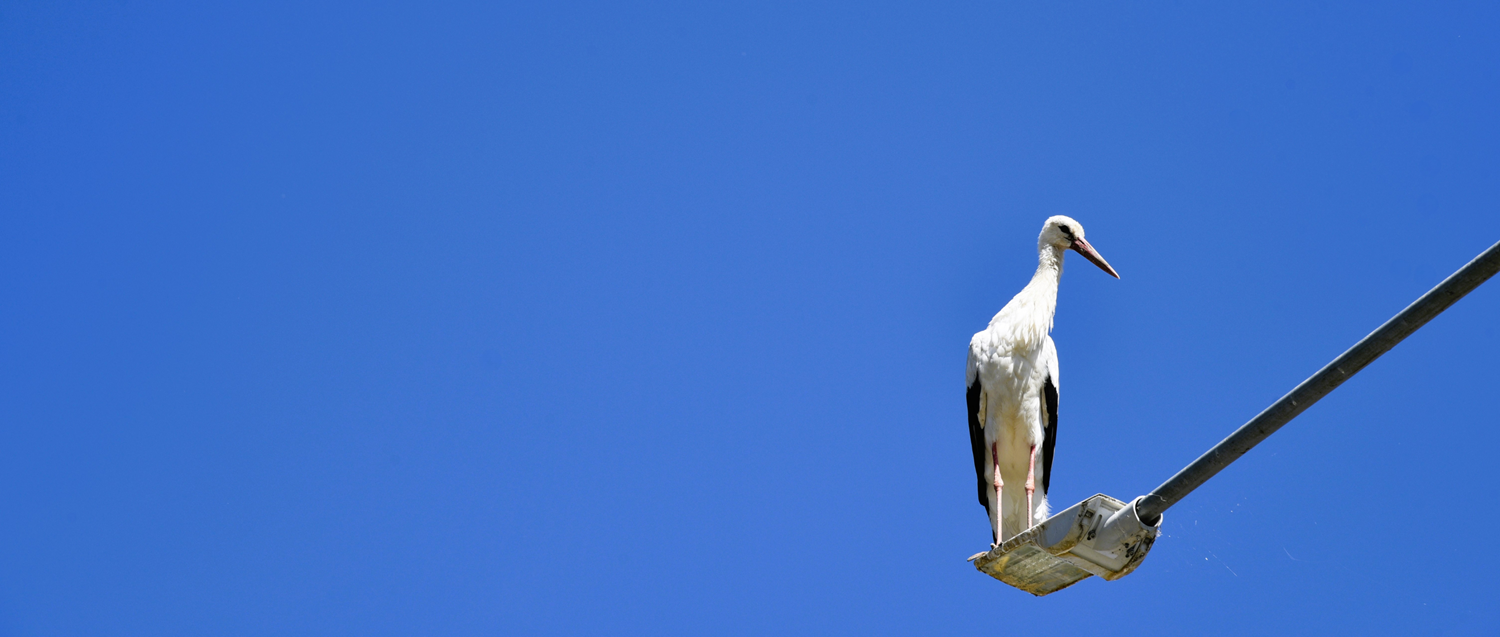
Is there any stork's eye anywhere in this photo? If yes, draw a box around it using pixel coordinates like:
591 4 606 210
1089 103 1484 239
1059 225 1073 236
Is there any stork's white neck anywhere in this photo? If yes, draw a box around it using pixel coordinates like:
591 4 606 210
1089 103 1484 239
987 244 1065 348
1022 243 1065 323
1032 243 1064 286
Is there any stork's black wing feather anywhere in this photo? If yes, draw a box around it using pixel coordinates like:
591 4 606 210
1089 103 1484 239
1041 374 1058 495
967 379 988 512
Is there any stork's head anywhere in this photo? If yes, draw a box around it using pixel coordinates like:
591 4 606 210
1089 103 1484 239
1040 215 1120 279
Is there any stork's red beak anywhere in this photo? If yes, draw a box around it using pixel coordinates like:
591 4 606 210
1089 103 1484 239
1070 237 1120 279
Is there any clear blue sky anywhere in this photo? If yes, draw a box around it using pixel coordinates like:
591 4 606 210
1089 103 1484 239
3 2 1499 635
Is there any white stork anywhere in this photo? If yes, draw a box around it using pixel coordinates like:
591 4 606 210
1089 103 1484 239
967 216 1119 546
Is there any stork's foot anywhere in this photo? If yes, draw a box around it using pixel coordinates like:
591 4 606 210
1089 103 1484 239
990 441 1004 545
1024 444 1038 531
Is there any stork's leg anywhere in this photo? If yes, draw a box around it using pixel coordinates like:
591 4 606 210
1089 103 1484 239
1024 444 1037 530
991 442 1004 545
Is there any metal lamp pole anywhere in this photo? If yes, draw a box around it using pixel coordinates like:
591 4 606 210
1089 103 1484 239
1136 239 1500 524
